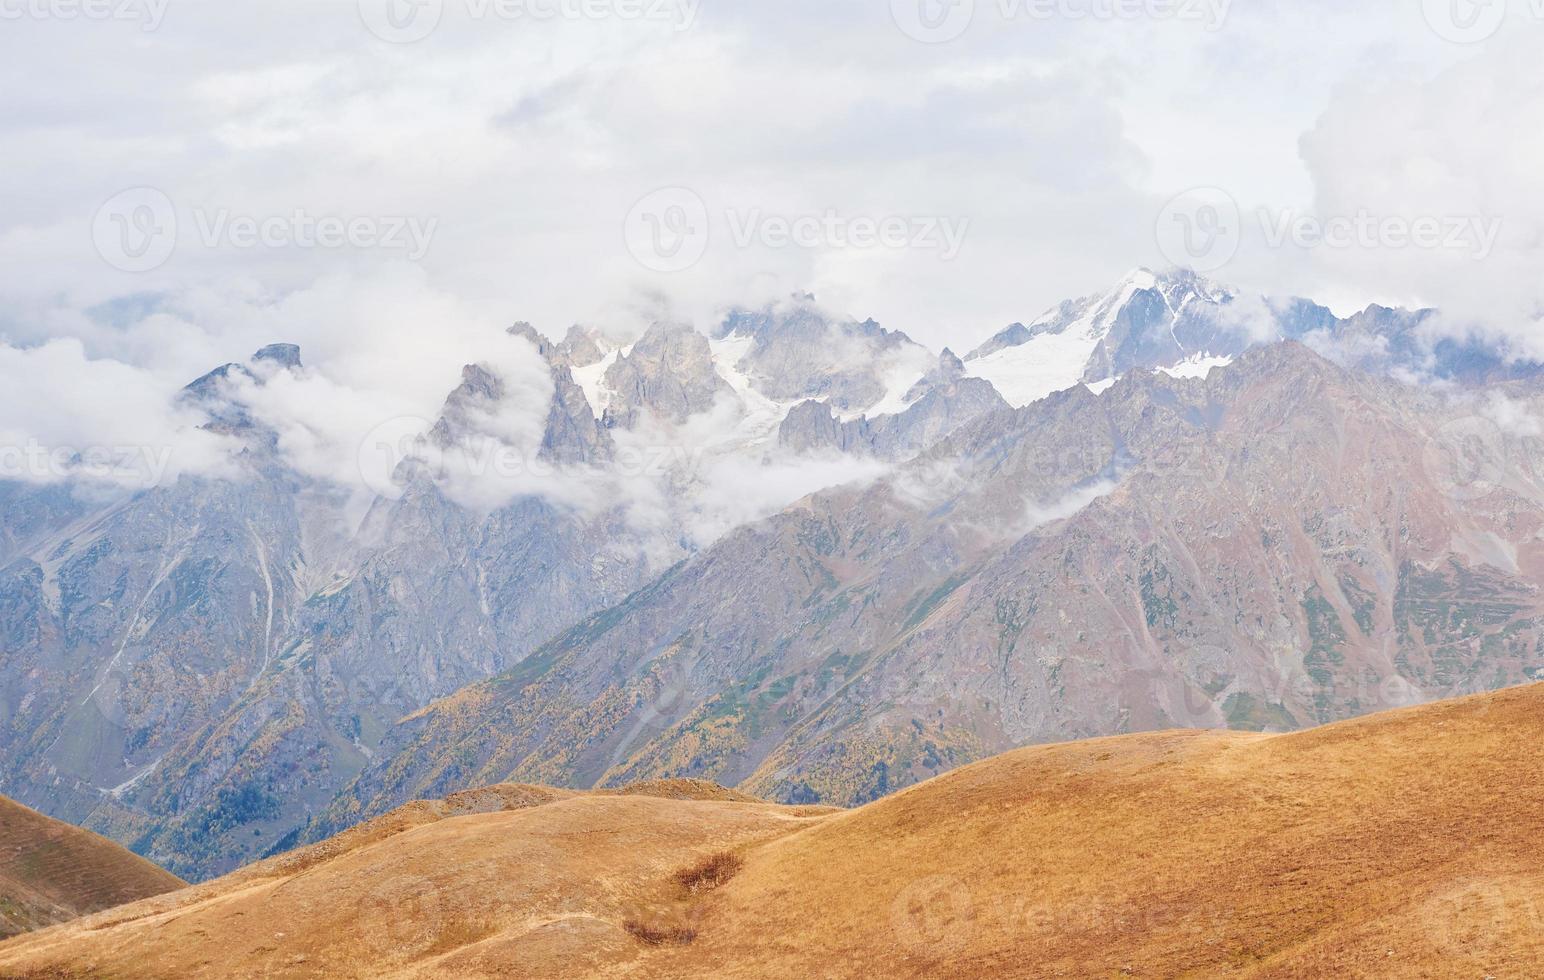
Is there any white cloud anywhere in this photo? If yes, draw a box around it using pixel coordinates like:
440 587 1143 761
1285 33 1544 349
0 338 237 487
5 0 1544 505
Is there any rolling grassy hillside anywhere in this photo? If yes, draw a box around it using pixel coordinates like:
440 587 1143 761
0 794 183 940
4 685 1542 977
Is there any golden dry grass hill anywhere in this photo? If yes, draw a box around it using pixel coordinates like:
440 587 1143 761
4 684 1544 978
0 794 184 940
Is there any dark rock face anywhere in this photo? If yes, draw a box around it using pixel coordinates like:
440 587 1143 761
601 322 731 428
251 344 303 371
559 324 607 369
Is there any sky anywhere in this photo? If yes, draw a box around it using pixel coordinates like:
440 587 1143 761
2 0 1543 491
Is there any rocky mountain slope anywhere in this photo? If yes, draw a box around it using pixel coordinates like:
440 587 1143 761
0 339 662 880
313 340 1544 830
4 683 1541 977
0 792 182 939
0 301 998 880
4 270 1542 880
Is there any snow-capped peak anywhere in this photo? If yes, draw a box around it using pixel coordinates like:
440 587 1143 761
964 268 1248 408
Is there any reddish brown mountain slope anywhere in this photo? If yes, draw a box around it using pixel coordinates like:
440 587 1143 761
4 685 1542 977
0 794 183 939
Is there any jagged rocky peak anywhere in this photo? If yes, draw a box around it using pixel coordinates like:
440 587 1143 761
428 364 506 448
183 343 303 397
967 268 1224 360
179 343 306 439
1291 304 1543 385
715 296 933 414
252 343 303 371
904 347 968 402
425 349 611 466
601 320 730 428
559 324 608 368
777 400 847 454
453 363 505 400
963 268 1350 406
504 321 614 371
966 267 1509 407
716 294 911 351
506 322 561 364
966 321 1031 362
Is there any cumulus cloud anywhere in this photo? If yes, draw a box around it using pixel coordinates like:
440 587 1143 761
1287 34 1544 348
7 0 1544 524
1482 392 1544 440
0 338 237 488
10 0 1534 364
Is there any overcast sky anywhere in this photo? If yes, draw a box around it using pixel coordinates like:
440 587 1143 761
2 0 1543 478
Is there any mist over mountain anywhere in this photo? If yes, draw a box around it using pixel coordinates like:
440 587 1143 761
3 270 1544 879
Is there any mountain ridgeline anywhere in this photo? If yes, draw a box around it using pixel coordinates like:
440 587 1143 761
3 269 1544 880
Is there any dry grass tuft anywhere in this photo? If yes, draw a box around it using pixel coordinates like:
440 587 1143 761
623 918 698 946
673 852 744 894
